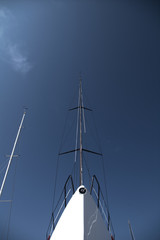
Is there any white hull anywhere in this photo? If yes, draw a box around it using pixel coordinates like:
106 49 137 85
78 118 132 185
51 186 111 240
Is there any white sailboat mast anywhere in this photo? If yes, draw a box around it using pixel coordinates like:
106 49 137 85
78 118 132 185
0 111 26 199
79 78 83 186
128 220 135 240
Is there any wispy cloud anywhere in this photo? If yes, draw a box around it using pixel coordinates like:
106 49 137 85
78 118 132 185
6 44 32 74
0 8 10 19
0 8 32 74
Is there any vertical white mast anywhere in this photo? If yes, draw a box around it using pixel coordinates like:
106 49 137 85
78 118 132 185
79 78 83 186
0 111 26 199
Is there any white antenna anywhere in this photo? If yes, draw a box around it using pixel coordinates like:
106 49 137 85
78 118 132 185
0 111 26 199
79 78 83 185
128 220 135 240
74 86 80 164
81 91 86 133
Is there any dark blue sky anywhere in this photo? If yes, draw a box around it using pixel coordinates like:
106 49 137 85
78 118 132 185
0 0 160 240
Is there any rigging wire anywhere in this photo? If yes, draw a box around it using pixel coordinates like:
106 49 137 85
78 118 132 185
6 155 19 240
51 157 59 212
91 109 110 211
83 153 92 188
0 159 9 175
82 89 110 210
81 89 86 133
73 88 80 183
60 116 77 151
0 218 8 240
6 129 22 240
51 108 73 212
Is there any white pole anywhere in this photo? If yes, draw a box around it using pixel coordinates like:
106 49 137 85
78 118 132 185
128 220 135 240
0 111 26 199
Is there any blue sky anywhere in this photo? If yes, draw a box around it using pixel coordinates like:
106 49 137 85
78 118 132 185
0 0 160 240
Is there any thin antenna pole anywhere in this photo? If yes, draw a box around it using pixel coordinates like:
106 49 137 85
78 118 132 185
128 220 135 240
0 111 26 199
79 78 83 186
